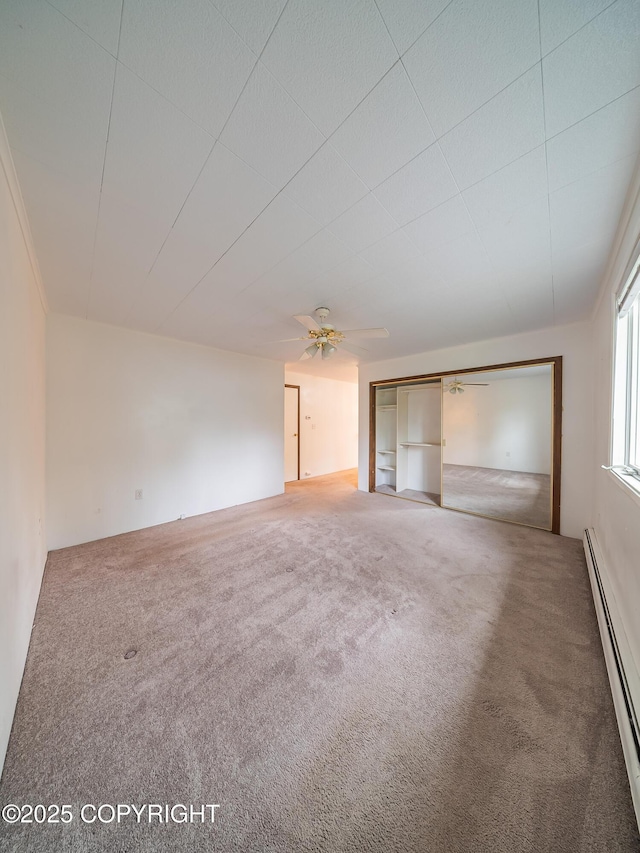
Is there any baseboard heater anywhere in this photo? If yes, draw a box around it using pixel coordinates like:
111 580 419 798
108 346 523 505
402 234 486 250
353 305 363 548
584 529 640 828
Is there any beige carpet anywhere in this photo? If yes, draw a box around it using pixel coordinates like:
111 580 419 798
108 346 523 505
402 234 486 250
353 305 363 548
442 464 552 529
0 470 637 852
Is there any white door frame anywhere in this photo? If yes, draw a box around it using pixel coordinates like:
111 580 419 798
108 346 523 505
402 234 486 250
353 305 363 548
284 384 300 481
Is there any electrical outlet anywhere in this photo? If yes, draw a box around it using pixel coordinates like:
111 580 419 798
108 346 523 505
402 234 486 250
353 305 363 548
506 452 511 458
135 489 143 500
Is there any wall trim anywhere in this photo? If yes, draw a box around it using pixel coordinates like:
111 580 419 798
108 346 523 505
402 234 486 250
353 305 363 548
583 528 640 829
0 111 48 315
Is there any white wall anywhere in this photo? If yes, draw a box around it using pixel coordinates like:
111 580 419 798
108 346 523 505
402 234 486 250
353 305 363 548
0 121 47 770
47 316 284 549
285 370 358 478
359 322 592 539
590 158 640 688
443 373 552 474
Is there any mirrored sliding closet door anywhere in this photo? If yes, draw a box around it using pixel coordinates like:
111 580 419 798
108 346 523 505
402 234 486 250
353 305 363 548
441 363 555 530
370 357 561 532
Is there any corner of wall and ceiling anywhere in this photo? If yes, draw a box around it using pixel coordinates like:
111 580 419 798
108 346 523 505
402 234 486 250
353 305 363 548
0 109 48 317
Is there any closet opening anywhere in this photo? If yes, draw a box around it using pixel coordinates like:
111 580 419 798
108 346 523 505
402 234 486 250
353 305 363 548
373 379 442 506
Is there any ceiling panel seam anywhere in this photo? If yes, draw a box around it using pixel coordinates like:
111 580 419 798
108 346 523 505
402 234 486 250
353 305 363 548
84 0 123 319
539 0 619 60
134 0 330 331
121 0 293 328
434 136 515 320
43 0 118 59
145 17 442 332
367 1 439 259
41 1 222 139
389 78 640 215
383 11 540 311
537 0 556 324
383 0 457 64
206 0 260 60
151 190 327 333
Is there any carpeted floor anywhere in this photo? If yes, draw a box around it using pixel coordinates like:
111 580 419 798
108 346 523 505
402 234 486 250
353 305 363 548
442 464 552 529
0 470 637 852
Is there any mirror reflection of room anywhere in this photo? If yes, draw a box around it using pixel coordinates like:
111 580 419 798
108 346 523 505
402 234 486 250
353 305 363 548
441 365 553 529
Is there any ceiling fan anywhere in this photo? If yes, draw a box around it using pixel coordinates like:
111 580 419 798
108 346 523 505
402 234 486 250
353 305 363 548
445 378 490 394
280 308 389 360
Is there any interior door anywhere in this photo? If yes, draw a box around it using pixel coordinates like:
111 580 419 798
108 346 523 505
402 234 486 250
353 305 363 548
284 385 299 482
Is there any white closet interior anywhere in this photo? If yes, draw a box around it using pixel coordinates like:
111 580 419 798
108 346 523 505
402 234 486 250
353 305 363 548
375 381 442 504
375 387 397 490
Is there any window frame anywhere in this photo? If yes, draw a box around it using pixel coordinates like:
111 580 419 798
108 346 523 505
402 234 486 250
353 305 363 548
625 297 639 474
613 239 640 485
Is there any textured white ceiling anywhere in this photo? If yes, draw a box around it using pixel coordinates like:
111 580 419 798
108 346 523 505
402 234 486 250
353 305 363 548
1 0 639 374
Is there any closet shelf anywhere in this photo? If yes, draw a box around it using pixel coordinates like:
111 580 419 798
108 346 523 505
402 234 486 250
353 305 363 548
377 465 396 471
399 441 441 447
376 404 397 410
377 449 396 454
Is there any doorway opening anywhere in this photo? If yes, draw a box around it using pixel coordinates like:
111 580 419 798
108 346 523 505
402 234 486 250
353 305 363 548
284 384 300 482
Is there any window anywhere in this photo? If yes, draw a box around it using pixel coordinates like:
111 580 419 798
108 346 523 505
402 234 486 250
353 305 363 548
613 240 640 483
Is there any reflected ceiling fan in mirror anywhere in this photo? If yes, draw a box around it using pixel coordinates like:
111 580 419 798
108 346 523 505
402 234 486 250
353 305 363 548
280 308 389 360
445 378 490 394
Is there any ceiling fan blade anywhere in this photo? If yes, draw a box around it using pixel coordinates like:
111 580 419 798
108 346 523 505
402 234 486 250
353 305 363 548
294 314 321 331
340 341 369 357
275 337 310 342
464 383 490 386
340 327 389 338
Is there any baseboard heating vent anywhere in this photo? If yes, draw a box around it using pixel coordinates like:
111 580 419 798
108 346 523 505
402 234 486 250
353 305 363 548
584 529 640 829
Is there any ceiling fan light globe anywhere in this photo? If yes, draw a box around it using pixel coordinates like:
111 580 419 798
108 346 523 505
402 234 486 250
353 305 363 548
322 342 337 359
304 343 320 359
